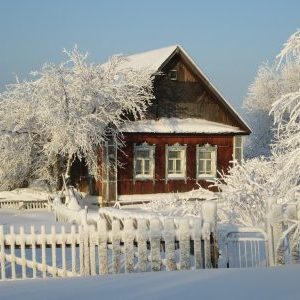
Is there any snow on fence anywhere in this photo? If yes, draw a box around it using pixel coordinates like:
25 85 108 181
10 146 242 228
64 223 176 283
0 211 217 280
266 201 300 266
0 199 49 210
52 198 99 227
225 227 268 268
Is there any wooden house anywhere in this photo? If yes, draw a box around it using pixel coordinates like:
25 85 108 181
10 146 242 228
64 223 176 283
73 45 251 206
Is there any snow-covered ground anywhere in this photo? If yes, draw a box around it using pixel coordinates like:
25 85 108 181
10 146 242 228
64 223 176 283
0 209 70 233
0 188 48 202
1 265 299 300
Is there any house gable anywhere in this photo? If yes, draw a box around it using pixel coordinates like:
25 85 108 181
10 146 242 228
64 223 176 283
147 50 250 133
120 45 251 134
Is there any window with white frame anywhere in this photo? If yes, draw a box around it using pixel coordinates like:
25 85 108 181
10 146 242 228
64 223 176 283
197 144 217 179
134 142 155 180
166 144 187 180
233 136 243 164
169 70 178 81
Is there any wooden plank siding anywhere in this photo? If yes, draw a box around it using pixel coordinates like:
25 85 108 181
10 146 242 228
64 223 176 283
117 133 234 196
146 53 246 130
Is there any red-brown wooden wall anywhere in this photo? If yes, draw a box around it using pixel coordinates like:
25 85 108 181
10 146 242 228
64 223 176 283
117 133 234 195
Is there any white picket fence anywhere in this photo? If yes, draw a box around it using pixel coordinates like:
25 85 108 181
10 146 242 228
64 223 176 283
0 215 217 280
0 199 49 210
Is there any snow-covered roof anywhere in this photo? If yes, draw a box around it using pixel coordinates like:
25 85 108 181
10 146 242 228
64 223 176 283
120 118 243 134
116 45 177 72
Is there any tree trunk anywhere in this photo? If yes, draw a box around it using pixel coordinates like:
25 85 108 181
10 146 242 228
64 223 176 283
65 154 73 184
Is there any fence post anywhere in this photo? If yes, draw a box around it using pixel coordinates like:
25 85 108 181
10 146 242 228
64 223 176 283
30 225 37 279
79 225 84 276
124 219 135 273
164 218 176 271
266 199 286 266
0 226 5 280
83 225 90 276
98 219 108 275
61 226 67 277
193 218 203 269
10 226 16 279
286 204 299 264
51 226 57 277
150 218 161 271
20 226 27 279
112 219 121 274
70 225 77 276
202 201 217 269
89 225 96 276
179 218 190 270
137 219 148 272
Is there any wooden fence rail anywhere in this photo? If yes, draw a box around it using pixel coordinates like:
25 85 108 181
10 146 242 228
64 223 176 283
0 216 217 280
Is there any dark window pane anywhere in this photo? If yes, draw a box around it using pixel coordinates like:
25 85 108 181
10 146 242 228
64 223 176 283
175 160 181 173
144 160 150 174
206 160 211 173
199 151 211 159
136 149 150 158
136 159 142 174
198 160 204 172
168 160 174 173
169 150 181 159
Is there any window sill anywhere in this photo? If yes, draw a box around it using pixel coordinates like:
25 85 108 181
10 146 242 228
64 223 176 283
134 176 154 181
167 175 186 181
197 175 216 180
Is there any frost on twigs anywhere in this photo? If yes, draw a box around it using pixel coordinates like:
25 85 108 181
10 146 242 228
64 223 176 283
0 46 154 191
244 29 300 158
144 187 216 218
217 30 300 263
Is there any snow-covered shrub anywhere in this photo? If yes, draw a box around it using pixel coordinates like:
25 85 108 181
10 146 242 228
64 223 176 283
214 158 276 227
145 187 216 217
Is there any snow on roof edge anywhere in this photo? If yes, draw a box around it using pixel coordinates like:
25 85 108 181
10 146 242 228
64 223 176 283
120 118 244 134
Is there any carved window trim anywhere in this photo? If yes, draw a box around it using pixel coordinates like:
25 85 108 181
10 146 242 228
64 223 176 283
196 143 217 180
165 143 187 183
133 142 155 183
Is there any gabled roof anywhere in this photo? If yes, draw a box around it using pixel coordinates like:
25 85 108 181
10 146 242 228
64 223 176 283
115 45 178 72
116 45 251 134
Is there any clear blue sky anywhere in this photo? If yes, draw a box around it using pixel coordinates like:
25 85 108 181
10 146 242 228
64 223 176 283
0 0 299 113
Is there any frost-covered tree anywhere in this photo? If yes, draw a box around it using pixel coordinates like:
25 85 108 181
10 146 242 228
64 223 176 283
0 47 154 190
217 29 300 228
244 29 300 158
244 65 279 157
270 29 300 203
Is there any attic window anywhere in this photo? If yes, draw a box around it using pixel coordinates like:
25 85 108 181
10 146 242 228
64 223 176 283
169 70 178 81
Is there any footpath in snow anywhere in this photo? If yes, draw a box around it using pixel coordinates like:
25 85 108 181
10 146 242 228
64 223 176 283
1 265 299 300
